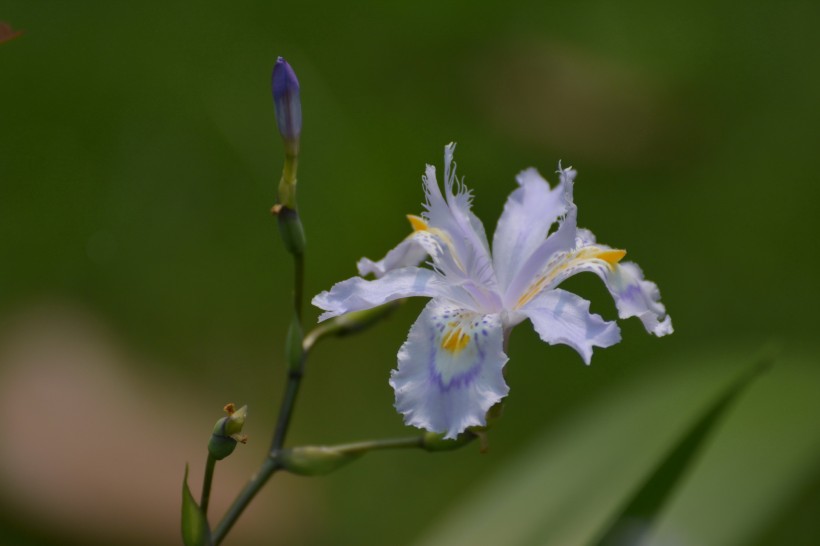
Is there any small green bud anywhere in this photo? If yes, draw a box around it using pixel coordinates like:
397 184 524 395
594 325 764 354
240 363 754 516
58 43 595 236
224 404 247 436
274 204 306 256
208 433 237 460
303 302 401 352
279 446 362 476
208 403 248 461
421 431 476 452
332 302 400 336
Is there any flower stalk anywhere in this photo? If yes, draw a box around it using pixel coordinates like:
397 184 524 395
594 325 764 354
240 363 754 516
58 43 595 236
199 454 217 516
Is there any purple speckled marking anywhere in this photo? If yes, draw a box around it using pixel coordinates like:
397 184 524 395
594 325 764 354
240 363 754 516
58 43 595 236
425 331 486 393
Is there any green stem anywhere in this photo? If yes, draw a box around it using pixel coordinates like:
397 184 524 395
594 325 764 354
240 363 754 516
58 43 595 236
270 370 302 451
214 438 423 539
330 436 424 455
293 252 304 322
278 433 477 476
212 457 280 545
200 454 217 516
269 246 306 453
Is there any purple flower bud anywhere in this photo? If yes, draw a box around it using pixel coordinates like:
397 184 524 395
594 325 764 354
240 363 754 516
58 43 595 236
272 57 302 144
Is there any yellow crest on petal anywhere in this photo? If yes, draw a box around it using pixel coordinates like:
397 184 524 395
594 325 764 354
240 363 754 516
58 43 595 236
441 325 471 354
515 246 626 309
407 214 428 232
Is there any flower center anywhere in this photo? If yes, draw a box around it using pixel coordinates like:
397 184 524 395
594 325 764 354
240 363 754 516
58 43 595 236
441 324 471 353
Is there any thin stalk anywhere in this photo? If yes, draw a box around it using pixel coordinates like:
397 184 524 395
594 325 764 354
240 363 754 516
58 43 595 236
215 437 422 540
212 457 280 545
269 242 305 453
200 454 217 516
293 252 304 321
216 217 305 543
270 370 302 451
330 436 424 455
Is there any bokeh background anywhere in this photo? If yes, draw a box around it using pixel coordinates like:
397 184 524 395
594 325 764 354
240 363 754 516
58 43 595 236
2 1 819 545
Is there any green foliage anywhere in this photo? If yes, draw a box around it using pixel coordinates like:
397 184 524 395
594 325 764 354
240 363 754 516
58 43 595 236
592 359 769 546
181 465 211 546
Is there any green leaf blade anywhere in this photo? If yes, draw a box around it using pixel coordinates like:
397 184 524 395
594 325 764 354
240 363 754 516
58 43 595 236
592 359 770 546
181 464 212 546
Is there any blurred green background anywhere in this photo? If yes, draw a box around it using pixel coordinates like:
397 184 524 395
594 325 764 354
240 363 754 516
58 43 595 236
1 1 819 545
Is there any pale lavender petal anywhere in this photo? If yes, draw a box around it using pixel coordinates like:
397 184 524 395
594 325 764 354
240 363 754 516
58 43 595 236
390 299 509 439
503 207 577 308
521 289 621 364
357 235 429 278
604 261 673 336
492 168 570 291
517 233 672 337
420 144 498 294
575 227 597 247
502 166 579 307
312 267 444 321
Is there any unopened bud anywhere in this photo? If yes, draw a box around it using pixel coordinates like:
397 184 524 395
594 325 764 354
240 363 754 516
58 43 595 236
208 404 248 460
224 404 247 436
332 303 400 336
274 204 306 255
272 57 301 152
279 446 362 476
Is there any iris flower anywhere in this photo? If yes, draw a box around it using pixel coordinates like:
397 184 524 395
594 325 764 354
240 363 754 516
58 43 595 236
313 144 672 438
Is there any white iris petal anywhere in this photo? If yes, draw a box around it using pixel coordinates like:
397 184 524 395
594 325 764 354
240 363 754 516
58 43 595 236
521 289 621 364
312 145 672 439
390 299 508 439
357 236 428 278
313 267 442 321
492 167 572 291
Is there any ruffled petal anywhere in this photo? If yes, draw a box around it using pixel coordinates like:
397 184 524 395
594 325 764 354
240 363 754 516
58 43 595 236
604 261 673 336
492 168 571 292
510 225 672 336
389 299 509 439
419 144 499 300
312 267 445 321
520 289 621 364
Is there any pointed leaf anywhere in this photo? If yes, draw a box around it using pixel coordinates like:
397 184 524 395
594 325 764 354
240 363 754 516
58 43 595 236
591 359 770 546
181 464 212 546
